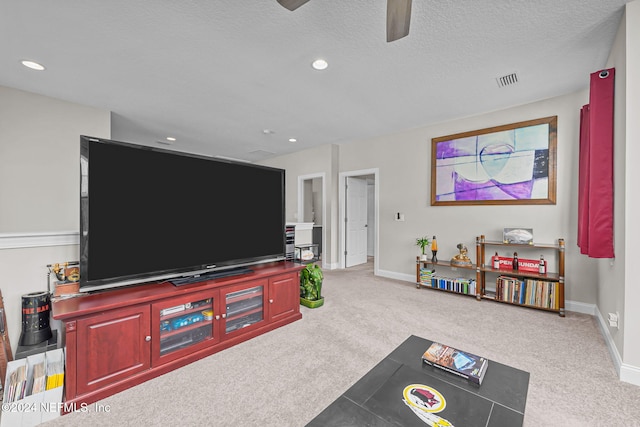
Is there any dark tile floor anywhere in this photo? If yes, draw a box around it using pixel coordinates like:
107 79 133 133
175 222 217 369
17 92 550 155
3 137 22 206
308 335 529 427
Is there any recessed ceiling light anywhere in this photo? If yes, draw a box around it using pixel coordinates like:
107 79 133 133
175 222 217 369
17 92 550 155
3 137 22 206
289 138 297 143
166 137 176 142
311 59 328 71
21 60 45 71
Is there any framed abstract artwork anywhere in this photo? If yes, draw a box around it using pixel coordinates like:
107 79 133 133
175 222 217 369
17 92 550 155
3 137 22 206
431 116 557 206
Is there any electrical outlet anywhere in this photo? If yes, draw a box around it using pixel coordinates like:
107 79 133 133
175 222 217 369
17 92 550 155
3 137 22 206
608 312 619 329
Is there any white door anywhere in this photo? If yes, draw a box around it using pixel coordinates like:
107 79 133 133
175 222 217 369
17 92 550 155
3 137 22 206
346 177 368 267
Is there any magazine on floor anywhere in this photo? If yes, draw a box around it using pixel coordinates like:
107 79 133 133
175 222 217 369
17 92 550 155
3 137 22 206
422 342 488 385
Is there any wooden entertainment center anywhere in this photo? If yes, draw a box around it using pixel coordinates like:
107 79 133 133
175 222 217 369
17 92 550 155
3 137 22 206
52 261 303 409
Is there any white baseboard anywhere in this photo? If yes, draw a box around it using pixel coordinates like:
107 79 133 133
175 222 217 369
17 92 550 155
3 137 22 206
620 362 640 386
594 307 640 387
0 231 79 249
323 261 340 270
594 308 624 377
377 269 415 283
565 300 596 315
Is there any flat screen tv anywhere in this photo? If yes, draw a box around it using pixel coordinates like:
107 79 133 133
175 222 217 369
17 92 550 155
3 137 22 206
79 136 286 292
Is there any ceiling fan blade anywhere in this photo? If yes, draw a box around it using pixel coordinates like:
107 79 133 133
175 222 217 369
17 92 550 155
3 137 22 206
277 0 312 11
387 0 412 42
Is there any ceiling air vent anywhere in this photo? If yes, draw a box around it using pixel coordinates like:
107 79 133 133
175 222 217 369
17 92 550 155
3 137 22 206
248 149 276 157
496 72 518 88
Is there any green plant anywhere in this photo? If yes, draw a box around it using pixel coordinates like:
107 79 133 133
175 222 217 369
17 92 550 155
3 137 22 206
300 263 323 301
416 236 431 255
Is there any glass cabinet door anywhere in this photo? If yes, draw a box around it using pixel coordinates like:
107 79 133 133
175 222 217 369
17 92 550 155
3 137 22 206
224 284 265 334
153 290 218 365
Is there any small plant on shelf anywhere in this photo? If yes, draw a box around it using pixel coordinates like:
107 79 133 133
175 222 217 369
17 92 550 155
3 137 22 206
416 236 431 261
300 263 324 308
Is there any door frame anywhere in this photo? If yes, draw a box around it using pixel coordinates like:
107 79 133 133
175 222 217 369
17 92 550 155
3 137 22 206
339 168 379 273
297 172 326 266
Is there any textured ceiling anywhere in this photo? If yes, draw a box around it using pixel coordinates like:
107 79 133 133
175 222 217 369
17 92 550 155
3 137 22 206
0 0 629 161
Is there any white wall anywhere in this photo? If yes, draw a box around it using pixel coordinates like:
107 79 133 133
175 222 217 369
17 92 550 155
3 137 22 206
267 90 598 302
0 87 110 232
589 1 640 385
312 177 323 225
338 90 600 304
0 86 110 353
303 180 314 222
622 0 640 377
600 1 627 372
259 144 339 268
367 181 375 257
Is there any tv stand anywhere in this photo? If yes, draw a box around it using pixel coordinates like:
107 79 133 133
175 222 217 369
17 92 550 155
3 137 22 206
52 261 303 412
169 266 253 286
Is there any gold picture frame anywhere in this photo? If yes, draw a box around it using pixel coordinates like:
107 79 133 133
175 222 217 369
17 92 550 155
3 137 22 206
431 116 557 206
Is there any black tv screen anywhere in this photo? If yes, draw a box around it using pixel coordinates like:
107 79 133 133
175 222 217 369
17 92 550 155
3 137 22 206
80 136 286 292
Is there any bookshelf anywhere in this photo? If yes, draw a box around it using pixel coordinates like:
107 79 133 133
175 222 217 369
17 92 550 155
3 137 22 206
415 235 565 317
476 235 565 317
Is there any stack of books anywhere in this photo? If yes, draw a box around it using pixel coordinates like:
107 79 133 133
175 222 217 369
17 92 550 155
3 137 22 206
419 268 434 286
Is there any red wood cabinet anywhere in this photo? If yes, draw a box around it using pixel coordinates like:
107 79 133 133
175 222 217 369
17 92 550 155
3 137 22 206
269 273 298 322
53 262 303 409
75 304 150 396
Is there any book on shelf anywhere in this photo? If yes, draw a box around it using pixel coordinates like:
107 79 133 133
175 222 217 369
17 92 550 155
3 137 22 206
419 268 434 286
496 275 525 304
422 342 489 385
496 276 559 309
421 270 476 295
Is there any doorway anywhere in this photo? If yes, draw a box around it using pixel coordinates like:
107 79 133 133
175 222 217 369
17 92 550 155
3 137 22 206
297 173 325 265
339 169 378 273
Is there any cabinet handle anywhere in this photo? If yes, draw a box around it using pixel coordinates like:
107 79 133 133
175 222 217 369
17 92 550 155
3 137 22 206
145 336 151 342
215 315 220 320
222 313 226 318
269 299 273 304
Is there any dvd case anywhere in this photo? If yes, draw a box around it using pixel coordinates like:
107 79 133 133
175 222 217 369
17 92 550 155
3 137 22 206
422 342 488 385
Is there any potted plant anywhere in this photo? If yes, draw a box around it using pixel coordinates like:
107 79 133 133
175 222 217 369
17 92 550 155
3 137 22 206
300 263 324 308
416 236 431 261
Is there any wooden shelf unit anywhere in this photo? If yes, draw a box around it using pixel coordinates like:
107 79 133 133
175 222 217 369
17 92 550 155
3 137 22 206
476 235 565 317
415 235 565 317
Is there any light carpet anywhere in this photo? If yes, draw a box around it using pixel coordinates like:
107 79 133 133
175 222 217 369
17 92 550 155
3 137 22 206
43 260 640 426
